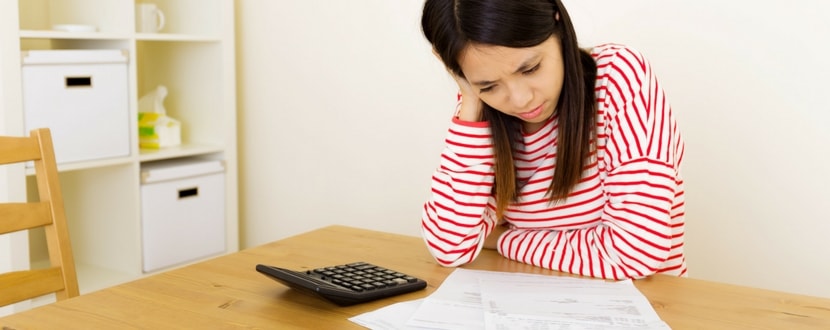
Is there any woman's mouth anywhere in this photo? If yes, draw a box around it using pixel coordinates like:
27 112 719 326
518 105 543 120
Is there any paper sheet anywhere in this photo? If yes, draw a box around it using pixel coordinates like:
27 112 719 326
348 299 428 330
350 268 670 330
478 276 670 329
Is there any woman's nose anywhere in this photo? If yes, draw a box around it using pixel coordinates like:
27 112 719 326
507 83 532 109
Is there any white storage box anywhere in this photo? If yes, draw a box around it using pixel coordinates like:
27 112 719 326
21 49 131 165
140 159 226 272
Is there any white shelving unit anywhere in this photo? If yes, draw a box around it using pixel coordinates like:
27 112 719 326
0 0 238 301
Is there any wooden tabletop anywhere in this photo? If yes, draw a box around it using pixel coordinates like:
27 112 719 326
2 225 829 329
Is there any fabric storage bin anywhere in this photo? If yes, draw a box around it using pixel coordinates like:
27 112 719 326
140 159 226 272
21 49 131 165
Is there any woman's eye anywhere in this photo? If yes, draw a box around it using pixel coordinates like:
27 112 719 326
523 64 540 75
479 85 495 93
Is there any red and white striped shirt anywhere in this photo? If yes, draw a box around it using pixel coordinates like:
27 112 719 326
421 44 686 280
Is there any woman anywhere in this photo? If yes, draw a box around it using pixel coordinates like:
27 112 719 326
420 0 686 280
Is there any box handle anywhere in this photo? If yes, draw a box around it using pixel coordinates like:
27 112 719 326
178 187 199 199
65 76 92 88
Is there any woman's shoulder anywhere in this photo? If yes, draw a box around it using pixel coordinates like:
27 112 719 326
589 43 649 69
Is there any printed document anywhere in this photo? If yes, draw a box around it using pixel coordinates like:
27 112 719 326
350 268 670 330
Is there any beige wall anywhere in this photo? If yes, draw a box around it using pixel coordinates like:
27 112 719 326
235 0 830 298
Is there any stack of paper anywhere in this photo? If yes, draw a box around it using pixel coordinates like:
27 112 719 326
350 268 670 330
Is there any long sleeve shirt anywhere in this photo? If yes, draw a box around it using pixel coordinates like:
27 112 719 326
421 44 686 280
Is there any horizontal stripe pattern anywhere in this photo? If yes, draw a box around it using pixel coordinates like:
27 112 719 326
421 44 686 279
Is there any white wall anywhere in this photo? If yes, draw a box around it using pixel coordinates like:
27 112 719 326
235 0 453 241
236 1 830 298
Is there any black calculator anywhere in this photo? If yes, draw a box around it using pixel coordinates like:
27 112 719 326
255 262 427 306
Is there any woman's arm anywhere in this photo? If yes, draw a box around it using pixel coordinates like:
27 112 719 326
496 45 685 279
497 159 681 279
421 118 497 266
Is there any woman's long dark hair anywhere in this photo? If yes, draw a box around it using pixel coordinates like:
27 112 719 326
422 0 597 220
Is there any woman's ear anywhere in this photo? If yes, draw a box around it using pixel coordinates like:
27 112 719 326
555 11 560 21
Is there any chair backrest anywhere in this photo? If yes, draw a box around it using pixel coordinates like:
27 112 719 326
0 128 79 307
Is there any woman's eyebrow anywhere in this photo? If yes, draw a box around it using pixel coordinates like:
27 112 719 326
470 56 541 87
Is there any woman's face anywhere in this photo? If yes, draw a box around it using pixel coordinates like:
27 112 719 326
458 37 564 132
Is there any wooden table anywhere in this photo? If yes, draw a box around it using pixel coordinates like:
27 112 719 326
2 225 829 329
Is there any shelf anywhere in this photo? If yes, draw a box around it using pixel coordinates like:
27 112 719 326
76 262 140 294
20 30 219 43
139 143 225 162
23 145 226 174
30 259 134 294
25 156 135 176
20 30 129 40
136 33 221 42
55 157 135 173
3 0 238 313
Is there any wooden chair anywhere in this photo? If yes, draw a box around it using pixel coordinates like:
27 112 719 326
0 128 79 307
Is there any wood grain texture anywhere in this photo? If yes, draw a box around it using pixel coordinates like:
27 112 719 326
0 128 79 307
1 225 828 329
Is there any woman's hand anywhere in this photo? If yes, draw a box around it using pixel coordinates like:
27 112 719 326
453 75 484 122
432 47 483 122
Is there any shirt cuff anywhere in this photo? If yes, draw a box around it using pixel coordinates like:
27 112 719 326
452 116 489 128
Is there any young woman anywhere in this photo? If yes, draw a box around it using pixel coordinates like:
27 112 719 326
420 0 686 280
